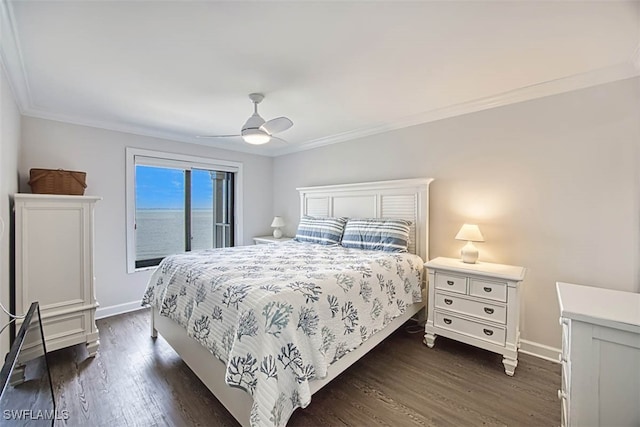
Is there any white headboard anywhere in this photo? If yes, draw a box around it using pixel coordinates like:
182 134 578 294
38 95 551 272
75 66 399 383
296 178 434 262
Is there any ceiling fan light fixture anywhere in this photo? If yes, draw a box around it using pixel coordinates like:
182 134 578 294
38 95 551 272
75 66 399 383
197 93 292 144
242 128 271 145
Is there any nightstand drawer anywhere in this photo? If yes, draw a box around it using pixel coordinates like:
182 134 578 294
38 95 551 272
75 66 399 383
434 292 506 324
434 273 467 294
434 311 506 346
469 278 507 302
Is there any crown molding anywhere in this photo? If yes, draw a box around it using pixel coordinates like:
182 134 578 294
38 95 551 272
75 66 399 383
272 58 640 157
21 57 640 159
0 0 31 112
21 106 275 157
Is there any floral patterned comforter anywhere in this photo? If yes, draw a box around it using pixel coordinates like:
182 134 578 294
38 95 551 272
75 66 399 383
142 241 423 426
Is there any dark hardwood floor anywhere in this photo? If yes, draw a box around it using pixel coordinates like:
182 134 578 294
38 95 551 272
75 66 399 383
15 309 561 426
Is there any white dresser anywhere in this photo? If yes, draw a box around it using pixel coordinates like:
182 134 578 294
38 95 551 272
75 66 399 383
556 282 640 427
14 194 101 357
424 257 526 375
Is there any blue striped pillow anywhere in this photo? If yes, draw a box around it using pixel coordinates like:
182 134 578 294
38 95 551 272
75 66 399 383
294 216 348 245
341 218 411 252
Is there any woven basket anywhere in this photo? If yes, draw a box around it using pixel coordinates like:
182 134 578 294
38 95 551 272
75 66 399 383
28 169 87 195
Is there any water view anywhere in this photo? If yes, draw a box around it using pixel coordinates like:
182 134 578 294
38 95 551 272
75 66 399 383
136 209 214 260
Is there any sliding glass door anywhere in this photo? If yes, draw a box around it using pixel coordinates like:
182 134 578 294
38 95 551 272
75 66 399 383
134 163 234 269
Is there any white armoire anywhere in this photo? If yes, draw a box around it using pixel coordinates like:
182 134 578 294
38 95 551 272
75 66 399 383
14 194 101 357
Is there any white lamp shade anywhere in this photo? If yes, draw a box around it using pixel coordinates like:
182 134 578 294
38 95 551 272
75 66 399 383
455 224 485 242
271 216 285 228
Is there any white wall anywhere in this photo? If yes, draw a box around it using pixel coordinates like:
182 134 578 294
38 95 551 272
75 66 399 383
273 77 640 352
0 66 21 356
20 118 273 318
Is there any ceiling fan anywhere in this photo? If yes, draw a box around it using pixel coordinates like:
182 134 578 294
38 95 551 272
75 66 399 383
198 93 293 145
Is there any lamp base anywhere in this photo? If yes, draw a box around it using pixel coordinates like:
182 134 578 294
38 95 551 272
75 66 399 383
460 241 479 264
273 228 283 239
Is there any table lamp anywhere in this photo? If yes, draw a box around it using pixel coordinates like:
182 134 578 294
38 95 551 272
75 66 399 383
271 216 285 239
455 224 484 264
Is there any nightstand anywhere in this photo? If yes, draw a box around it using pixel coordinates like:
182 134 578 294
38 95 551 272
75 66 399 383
253 236 293 245
424 256 526 376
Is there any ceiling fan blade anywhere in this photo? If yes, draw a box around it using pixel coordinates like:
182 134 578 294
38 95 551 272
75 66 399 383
260 117 293 135
196 134 241 139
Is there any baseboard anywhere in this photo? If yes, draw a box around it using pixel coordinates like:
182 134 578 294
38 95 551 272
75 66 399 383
95 300 145 320
519 339 561 363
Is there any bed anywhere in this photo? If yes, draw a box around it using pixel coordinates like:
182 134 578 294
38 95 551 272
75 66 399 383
143 178 433 426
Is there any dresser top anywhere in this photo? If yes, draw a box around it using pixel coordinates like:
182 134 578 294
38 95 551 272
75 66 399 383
14 193 101 202
557 282 640 331
425 257 526 281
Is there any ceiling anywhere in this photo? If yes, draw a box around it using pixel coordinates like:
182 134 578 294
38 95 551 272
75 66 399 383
2 1 639 156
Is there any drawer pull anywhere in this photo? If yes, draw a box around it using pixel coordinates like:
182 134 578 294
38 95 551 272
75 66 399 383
444 298 453 305
447 280 454 286
483 328 493 336
484 307 494 314
443 318 452 325
483 287 492 293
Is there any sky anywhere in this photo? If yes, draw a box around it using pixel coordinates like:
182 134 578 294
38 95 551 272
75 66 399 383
135 166 214 209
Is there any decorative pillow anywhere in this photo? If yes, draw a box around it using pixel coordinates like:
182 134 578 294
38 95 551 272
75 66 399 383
293 216 348 245
341 218 412 252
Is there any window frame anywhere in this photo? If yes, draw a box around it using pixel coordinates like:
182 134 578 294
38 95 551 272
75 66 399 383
125 147 243 273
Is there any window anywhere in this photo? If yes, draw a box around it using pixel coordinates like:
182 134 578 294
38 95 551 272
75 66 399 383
126 148 243 273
